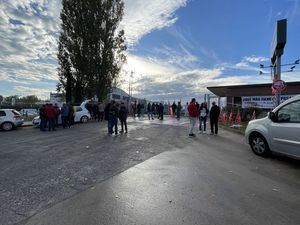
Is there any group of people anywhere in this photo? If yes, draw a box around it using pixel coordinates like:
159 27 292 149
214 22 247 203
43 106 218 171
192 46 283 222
187 98 220 137
171 102 182 120
38 98 221 137
131 101 164 120
103 100 169 136
39 103 75 131
86 102 105 122
146 102 165 120
104 101 128 135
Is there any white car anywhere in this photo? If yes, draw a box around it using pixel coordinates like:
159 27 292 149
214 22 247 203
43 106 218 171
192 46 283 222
245 95 300 159
0 109 24 131
32 104 91 126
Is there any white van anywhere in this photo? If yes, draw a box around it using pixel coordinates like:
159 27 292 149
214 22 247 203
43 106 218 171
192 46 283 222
245 95 300 159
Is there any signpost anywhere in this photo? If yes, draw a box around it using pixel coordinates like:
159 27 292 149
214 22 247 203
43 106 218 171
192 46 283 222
271 19 287 107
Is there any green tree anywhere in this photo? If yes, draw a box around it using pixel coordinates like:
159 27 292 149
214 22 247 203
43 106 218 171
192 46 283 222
19 95 39 104
4 95 19 103
57 0 126 103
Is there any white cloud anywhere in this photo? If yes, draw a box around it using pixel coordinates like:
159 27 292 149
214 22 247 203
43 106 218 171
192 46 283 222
0 0 61 97
244 56 269 63
120 54 274 102
0 0 189 98
13 85 54 99
121 0 188 45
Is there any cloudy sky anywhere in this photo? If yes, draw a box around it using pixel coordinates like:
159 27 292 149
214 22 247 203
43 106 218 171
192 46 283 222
0 0 300 101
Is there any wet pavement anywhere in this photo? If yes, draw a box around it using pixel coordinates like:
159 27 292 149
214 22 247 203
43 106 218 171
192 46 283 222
0 117 300 225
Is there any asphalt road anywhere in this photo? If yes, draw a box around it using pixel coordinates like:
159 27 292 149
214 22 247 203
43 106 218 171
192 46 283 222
0 117 299 225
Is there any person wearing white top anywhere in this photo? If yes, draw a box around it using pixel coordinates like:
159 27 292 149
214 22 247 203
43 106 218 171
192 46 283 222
184 102 189 117
199 102 209 133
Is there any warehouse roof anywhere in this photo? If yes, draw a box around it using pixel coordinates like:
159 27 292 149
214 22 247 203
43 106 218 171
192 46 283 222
207 81 300 97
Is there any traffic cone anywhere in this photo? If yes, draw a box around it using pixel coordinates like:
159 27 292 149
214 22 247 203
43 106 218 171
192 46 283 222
251 110 256 120
221 111 227 124
228 111 233 125
235 109 241 125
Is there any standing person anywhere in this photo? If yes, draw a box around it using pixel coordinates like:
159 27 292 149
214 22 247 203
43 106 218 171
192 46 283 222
147 102 153 120
119 102 128 133
39 105 46 131
176 102 182 120
46 104 56 131
53 103 60 128
61 103 69 129
151 102 156 119
68 103 75 127
98 102 104 122
188 98 199 137
104 102 111 134
171 102 177 117
108 101 119 135
210 101 220 135
199 102 209 134
87 103 93 119
137 102 141 118
158 103 164 120
133 101 137 118
92 103 99 121
141 102 145 117
155 103 159 119
184 102 189 117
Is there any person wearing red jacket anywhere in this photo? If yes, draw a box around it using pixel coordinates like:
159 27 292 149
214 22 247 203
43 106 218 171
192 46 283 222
188 98 199 137
45 103 56 131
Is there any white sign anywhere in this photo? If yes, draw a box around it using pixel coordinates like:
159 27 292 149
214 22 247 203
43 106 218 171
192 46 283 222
242 95 294 109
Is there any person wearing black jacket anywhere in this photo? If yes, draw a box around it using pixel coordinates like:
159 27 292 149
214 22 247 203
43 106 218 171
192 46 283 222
39 105 46 131
210 101 220 135
147 102 154 120
159 103 164 120
119 102 128 133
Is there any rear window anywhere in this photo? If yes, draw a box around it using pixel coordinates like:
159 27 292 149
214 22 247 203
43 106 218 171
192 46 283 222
0 111 6 117
76 107 82 112
12 110 21 116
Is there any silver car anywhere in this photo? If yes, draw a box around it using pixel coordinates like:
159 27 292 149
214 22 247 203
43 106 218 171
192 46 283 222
0 109 24 131
245 95 300 159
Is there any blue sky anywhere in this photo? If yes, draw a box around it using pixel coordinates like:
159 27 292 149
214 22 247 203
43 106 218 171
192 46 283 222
0 0 299 101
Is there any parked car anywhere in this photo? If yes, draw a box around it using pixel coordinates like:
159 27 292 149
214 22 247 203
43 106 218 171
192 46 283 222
245 95 300 159
0 109 24 131
32 104 91 127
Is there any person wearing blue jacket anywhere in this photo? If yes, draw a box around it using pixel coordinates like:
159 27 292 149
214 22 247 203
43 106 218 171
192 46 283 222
61 103 69 129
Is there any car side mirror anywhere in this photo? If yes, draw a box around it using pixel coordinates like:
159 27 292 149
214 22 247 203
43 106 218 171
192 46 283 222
269 112 276 122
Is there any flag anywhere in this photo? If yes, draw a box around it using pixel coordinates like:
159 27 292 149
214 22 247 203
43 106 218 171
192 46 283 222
251 110 256 120
228 111 233 125
235 109 241 125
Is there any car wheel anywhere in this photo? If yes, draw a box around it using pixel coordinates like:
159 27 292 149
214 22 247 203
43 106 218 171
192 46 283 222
80 116 88 123
250 133 270 156
1 122 14 131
